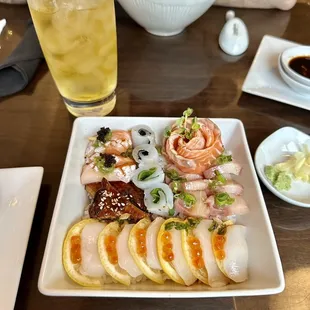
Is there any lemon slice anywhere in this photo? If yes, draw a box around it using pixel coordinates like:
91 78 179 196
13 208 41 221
62 218 103 287
157 218 185 285
181 227 209 285
211 227 228 278
128 218 165 284
98 221 131 286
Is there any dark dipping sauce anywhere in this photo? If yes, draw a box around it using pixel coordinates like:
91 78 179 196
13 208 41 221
289 56 310 79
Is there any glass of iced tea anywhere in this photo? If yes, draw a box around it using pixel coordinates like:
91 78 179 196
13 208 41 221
27 0 117 116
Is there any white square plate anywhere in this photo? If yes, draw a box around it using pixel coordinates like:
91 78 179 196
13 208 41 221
0 167 43 310
39 117 285 298
255 127 310 208
242 35 310 111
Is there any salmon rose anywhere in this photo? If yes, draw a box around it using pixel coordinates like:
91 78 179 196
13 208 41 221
164 118 224 174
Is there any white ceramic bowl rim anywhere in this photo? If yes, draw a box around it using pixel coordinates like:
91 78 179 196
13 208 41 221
281 46 310 85
278 55 310 92
138 0 214 5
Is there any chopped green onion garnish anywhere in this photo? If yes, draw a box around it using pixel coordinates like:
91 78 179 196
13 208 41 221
150 188 166 204
137 167 157 181
215 192 235 207
168 208 175 217
208 220 219 232
217 154 232 165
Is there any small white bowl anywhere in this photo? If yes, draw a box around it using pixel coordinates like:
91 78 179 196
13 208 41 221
281 46 310 87
278 55 310 96
255 127 310 208
117 0 215 36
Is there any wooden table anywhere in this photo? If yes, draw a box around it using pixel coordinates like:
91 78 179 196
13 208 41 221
1 2 310 310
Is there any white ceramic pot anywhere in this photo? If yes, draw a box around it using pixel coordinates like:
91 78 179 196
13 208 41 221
117 0 216 36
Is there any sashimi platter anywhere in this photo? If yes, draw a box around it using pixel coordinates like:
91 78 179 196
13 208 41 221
62 109 251 288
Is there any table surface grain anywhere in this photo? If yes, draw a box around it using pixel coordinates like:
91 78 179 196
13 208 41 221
0 2 310 310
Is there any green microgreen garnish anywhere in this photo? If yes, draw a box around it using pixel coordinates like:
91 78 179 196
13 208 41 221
164 126 172 138
175 108 201 140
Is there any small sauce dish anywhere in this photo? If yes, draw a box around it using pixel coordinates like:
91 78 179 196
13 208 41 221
280 46 310 87
255 127 310 208
278 55 310 96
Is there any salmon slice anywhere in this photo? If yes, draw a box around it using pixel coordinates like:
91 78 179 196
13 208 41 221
104 130 132 156
114 155 136 167
164 118 224 174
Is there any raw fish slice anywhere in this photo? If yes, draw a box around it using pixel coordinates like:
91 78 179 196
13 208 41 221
80 163 136 185
212 225 248 283
182 180 211 191
183 180 243 194
129 218 165 284
206 195 249 217
146 217 165 270
165 164 203 182
157 218 189 285
164 118 224 174
170 228 197 286
193 220 229 287
98 222 131 286
117 224 143 278
63 219 101 287
80 222 106 278
208 180 244 196
104 130 132 155
114 155 136 167
131 125 156 147
174 191 210 218
204 161 242 179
